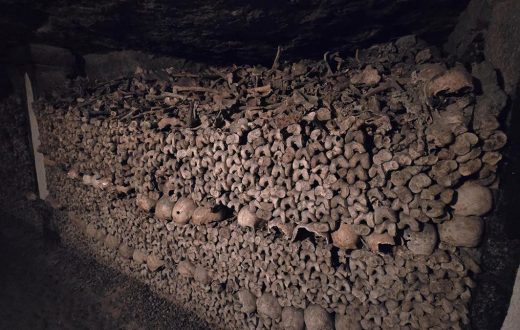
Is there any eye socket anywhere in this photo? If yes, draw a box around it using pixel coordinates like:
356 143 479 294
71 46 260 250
378 244 393 254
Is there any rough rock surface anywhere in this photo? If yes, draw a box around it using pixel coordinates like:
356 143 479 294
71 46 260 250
484 0 520 95
0 0 468 64
446 0 520 95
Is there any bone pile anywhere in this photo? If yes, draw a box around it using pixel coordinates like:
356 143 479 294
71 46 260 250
35 36 507 329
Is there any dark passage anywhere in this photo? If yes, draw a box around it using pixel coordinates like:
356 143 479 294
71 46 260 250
0 213 209 330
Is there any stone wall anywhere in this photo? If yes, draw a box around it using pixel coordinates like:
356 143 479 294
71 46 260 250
446 0 520 96
0 95 36 209
0 0 469 64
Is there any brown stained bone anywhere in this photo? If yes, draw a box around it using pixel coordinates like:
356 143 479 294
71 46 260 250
94 228 107 242
82 174 93 186
158 117 182 129
374 207 397 225
177 260 196 278
147 254 165 272
67 168 79 179
136 194 156 212
365 233 394 253
331 223 359 249
114 185 132 194
268 218 295 238
351 65 381 86
483 130 507 151
91 177 112 190
425 120 454 148
483 151 503 166
43 156 57 167
413 63 446 83
431 160 460 188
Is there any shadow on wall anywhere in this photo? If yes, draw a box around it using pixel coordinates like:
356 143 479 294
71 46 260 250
0 65 13 98
469 82 520 330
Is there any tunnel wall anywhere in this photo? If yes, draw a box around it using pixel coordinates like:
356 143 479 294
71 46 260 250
0 94 37 211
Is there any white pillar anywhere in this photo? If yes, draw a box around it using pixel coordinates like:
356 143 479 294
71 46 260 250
502 267 520 330
25 73 49 200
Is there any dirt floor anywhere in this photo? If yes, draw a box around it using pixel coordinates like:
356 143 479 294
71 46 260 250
0 211 212 330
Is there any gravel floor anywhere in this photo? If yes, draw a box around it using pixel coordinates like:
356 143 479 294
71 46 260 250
0 211 212 330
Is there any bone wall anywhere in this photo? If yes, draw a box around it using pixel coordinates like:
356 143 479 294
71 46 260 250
35 36 507 329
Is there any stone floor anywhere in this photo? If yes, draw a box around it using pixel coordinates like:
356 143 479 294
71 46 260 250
0 211 211 330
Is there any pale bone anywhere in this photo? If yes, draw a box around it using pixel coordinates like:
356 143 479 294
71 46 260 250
451 132 478 156
404 223 438 255
452 181 492 216
155 195 174 220
257 293 282 319
365 232 394 253
292 222 331 244
191 205 225 225
194 265 211 285
238 206 260 228
177 260 196 278
136 194 156 212
147 254 165 272
438 215 483 247
281 306 305 330
426 66 473 96
171 197 197 224
238 289 257 314
304 304 334 330
482 130 507 151
268 218 294 237
408 173 432 194
132 249 148 264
